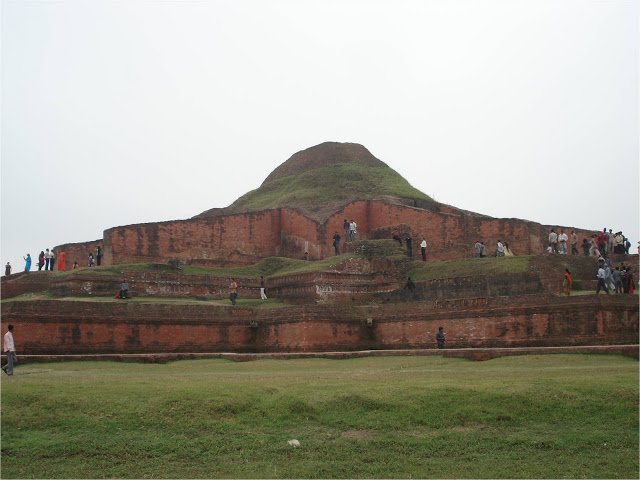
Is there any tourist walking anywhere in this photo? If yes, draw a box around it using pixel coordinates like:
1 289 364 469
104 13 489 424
420 238 427 261
596 265 609 295
2 325 16 376
474 241 482 258
504 242 514 256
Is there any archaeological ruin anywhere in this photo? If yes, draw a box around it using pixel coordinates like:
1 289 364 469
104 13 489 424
1 142 638 359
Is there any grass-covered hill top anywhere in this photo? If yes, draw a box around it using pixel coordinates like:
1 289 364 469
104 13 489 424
194 142 434 221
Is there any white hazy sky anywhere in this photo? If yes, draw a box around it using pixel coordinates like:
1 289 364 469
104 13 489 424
2 0 638 271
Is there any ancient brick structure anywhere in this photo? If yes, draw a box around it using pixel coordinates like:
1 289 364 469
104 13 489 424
96 201 596 267
2 295 637 355
53 143 598 267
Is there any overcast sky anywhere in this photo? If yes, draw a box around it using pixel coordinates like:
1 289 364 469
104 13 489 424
2 0 638 271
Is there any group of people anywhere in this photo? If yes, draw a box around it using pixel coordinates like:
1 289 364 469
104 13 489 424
474 240 514 258
549 228 633 258
18 249 67 272
595 259 636 295
88 246 103 267
6 246 105 276
585 228 632 258
343 219 358 242
392 232 429 261
228 276 269 305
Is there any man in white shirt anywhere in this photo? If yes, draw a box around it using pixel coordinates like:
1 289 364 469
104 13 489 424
496 240 505 257
548 230 558 254
558 231 568 255
596 267 609 295
420 238 428 261
2 324 16 376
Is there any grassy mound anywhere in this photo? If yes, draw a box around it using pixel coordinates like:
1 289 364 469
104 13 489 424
1 355 637 478
227 162 432 218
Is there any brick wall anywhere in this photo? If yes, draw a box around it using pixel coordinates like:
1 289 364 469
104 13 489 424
58 200 598 267
2 295 636 354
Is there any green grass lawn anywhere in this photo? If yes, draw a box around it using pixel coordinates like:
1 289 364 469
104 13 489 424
1 355 637 478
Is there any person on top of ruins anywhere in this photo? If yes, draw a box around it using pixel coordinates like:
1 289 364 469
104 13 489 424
558 230 568 255
260 276 267 300
38 251 45 271
343 219 350 241
548 229 558 254
503 242 514 256
405 236 413 259
332 232 341 255
229 278 238 305
349 220 357 241
96 246 103 266
420 238 427 261
23 254 31 272
5 262 11 276
571 231 578 255
119 279 130 299
44 249 51 270
58 251 66 271
88 253 94 267
49 250 55 270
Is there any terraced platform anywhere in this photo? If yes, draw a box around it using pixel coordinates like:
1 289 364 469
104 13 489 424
2 252 637 357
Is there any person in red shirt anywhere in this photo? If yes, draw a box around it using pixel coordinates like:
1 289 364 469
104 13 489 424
563 269 572 296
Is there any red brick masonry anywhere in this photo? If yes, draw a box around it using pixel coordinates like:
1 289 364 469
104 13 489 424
2 295 636 355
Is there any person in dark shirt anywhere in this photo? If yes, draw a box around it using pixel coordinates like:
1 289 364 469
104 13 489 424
332 232 341 255
436 327 445 349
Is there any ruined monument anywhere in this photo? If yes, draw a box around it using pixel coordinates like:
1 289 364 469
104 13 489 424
1 142 637 358
55 142 597 267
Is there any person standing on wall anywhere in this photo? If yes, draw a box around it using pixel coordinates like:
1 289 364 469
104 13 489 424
332 232 341 255
563 269 572 296
44 248 51 270
405 235 413 259
5 262 12 276
436 327 445 349
49 250 55 271
2 325 17 376
571 231 579 256
420 238 427 261
260 276 268 300
96 246 103 266
229 278 238 305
